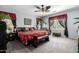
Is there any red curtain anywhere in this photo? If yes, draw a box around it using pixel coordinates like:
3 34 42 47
49 14 67 20
8 13 16 20
0 11 16 20
49 14 68 37
0 11 16 27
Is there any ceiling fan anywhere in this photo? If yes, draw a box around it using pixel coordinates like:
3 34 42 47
35 5 51 12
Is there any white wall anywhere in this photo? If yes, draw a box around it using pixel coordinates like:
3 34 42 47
43 7 79 39
67 8 79 39
16 12 36 27
0 6 37 27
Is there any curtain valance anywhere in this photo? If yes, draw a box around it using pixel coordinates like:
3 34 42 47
49 14 67 20
0 11 16 20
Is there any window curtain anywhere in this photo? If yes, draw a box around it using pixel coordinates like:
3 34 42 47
0 11 16 33
58 17 68 37
0 11 16 27
58 20 65 28
36 17 46 29
50 20 54 27
64 16 68 37
49 14 68 37
9 13 16 27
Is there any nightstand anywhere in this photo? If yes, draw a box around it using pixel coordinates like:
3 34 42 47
7 32 16 41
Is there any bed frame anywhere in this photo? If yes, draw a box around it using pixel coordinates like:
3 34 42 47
31 35 49 48
16 27 49 48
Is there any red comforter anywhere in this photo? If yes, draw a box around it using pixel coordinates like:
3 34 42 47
18 30 48 44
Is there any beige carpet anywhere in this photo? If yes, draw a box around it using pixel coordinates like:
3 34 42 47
6 35 78 53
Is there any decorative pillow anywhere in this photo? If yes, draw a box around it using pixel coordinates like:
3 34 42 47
16 27 25 32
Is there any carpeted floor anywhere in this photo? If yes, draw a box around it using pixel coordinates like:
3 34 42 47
6 35 78 53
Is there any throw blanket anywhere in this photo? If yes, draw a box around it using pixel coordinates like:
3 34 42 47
18 30 48 44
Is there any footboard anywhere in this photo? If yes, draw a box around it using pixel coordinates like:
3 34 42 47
32 35 49 48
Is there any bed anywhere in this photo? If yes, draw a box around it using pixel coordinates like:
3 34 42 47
18 30 49 47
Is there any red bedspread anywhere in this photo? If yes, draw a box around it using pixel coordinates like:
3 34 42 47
18 30 48 44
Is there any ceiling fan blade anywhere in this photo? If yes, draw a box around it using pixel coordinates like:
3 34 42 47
35 10 39 12
35 10 41 12
35 6 40 9
46 6 51 10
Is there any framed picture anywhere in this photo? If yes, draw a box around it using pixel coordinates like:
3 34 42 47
24 18 32 25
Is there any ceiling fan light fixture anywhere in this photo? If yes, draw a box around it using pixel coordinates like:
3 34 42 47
35 5 51 12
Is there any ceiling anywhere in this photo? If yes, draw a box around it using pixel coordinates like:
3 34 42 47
0 5 79 17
